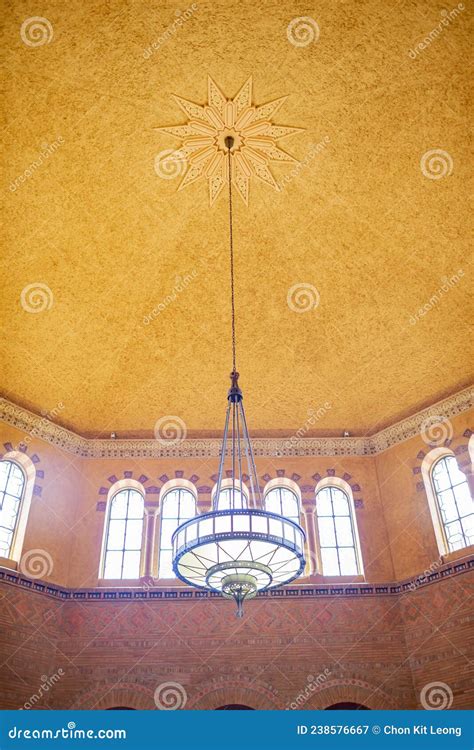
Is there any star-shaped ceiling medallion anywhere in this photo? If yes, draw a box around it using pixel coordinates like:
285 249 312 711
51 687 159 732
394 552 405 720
157 76 304 206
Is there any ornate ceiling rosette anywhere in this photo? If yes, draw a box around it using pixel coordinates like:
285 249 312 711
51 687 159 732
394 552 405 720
157 76 303 205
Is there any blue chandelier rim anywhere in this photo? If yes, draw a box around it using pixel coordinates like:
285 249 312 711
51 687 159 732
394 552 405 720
171 507 307 544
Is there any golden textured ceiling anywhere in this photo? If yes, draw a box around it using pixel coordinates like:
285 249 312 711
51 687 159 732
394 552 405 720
1 0 472 438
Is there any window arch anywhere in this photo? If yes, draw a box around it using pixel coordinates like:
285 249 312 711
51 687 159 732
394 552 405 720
428 454 473 553
0 452 35 562
101 486 145 579
264 480 300 524
212 479 249 510
158 484 196 578
315 482 362 576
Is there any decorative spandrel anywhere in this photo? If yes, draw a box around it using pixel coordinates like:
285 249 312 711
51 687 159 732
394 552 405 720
157 76 303 205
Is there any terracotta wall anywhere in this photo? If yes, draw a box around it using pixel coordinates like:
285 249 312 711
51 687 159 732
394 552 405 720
0 410 472 588
375 410 473 580
0 424 84 586
68 451 395 588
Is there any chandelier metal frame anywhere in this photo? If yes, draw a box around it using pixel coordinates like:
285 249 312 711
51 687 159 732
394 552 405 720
172 136 306 616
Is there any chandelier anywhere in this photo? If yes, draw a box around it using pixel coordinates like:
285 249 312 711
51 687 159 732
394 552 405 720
172 136 306 616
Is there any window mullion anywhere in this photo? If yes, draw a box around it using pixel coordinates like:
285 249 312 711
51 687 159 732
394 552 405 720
120 490 130 579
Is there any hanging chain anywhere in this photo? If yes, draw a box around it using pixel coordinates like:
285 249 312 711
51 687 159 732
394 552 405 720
227 146 236 374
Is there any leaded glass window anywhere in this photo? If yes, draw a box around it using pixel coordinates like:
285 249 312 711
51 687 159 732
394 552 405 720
264 486 300 524
431 456 473 552
159 488 196 577
316 485 360 576
102 489 144 579
215 486 247 510
0 460 26 558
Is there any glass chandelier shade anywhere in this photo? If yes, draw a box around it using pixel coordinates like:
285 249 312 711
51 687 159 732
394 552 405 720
171 137 306 615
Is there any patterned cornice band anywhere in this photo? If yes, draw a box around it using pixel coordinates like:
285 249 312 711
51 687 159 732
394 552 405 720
0 387 472 459
0 556 472 602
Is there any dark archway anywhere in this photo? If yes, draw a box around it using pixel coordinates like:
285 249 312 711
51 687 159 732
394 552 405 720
106 707 136 710
325 702 370 710
216 704 255 710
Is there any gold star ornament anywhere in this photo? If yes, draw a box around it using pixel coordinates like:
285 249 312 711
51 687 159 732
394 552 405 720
157 77 303 205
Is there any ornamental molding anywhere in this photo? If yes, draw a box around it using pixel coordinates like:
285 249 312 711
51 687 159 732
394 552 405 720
0 555 472 603
156 76 303 206
0 386 472 459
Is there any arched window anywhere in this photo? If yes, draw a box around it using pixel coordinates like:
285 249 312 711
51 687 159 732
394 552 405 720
430 455 473 552
264 485 300 524
102 488 145 579
316 485 361 576
159 486 196 578
0 460 26 558
213 480 249 510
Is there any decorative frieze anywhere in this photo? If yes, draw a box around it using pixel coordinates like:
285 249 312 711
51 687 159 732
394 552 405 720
0 387 472 460
0 555 471 603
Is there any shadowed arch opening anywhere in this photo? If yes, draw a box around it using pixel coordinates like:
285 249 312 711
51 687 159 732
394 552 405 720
325 702 370 710
215 704 255 710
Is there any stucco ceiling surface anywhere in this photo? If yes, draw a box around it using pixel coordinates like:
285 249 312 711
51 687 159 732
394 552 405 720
1 0 472 437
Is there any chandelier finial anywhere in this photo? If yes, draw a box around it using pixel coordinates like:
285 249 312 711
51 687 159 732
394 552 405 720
228 370 242 403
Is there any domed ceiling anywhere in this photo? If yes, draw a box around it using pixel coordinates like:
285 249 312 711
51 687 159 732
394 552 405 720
1 0 472 438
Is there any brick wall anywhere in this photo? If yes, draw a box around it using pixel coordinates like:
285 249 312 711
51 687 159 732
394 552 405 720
1 562 472 710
